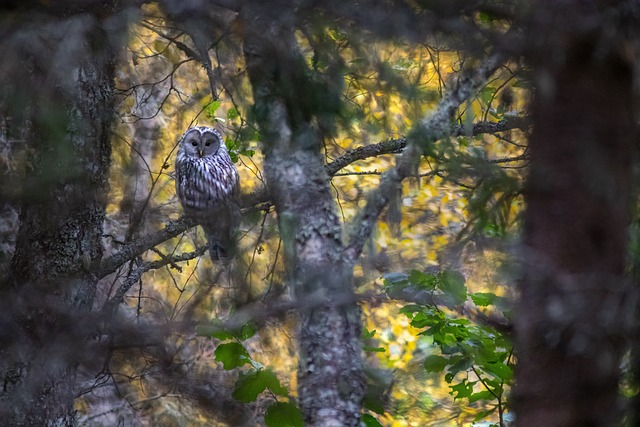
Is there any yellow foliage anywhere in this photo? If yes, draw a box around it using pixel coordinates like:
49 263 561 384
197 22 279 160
85 13 527 426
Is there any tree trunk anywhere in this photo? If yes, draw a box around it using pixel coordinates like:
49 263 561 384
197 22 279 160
118 56 169 233
515 2 637 425
241 5 365 426
0 8 125 425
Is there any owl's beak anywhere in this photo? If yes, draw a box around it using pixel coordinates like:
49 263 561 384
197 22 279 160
197 148 204 157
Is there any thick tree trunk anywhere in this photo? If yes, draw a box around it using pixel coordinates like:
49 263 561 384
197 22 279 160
0 9 125 425
515 2 637 425
241 5 365 426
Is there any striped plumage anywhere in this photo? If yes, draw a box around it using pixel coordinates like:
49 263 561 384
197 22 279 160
176 126 240 260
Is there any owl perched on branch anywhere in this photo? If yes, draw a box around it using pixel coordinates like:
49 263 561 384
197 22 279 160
175 126 240 261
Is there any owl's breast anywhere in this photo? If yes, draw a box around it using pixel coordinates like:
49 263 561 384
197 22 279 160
176 156 239 212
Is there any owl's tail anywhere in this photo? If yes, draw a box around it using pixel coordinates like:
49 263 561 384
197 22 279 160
208 240 227 261
202 223 232 262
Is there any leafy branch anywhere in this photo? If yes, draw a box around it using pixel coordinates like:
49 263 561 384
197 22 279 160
384 268 513 426
325 114 529 176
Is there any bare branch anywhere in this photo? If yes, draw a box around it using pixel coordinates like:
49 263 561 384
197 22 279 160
98 217 196 278
102 245 207 312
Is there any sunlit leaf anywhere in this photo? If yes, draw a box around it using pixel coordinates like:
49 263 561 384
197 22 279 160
205 101 221 118
227 107 239 120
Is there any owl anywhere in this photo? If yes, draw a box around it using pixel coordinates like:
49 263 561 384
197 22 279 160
175 126 240 261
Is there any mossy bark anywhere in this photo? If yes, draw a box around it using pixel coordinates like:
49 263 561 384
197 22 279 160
0 8 126 425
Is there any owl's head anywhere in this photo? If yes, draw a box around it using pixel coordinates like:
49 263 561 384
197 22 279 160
178 126 224 158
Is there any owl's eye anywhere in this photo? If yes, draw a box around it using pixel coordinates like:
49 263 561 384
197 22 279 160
205 141 212 146
191 141 197 146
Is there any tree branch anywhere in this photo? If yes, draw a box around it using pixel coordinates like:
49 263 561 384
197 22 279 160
97 186 273 280
343 53 508 262
98 216 196 278
102 245 207 312
99 53 522 283
325 114 530 176
99 113 524 281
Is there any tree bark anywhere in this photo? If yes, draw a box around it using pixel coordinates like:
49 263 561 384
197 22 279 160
241 5 365 426
515 2 637 425
0 7 126 425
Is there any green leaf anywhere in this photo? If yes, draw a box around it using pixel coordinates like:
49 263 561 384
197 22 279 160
214 342 251 370
362 328 376 339
233 369 288 403
233 370 267 402
479 86 496 104
363 346 386 353
398 304 423 315
471 292 497 307
264 402 304 427
197 320 257 341
439 270 467 305
226 107 239 120
446 356 473 376
408 269 437 290
239 322 258 340
362 413 384 427
261 369 289 396
468 390 494 403
196 321 234 340
205 101 221 118
424 355 448 373
484 361 513 382
450 380 475 400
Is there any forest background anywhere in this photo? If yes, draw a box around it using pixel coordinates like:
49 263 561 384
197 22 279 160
0 1 639 426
